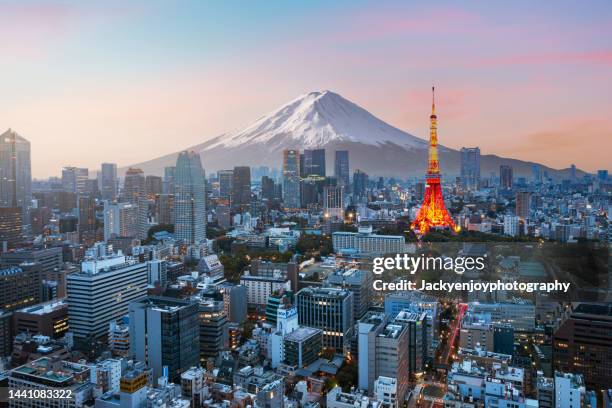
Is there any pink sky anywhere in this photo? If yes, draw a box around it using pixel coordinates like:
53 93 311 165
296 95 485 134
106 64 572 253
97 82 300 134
1 2 610 177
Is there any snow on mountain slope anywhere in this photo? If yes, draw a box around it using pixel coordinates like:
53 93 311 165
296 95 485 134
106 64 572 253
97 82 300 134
205 90 428 150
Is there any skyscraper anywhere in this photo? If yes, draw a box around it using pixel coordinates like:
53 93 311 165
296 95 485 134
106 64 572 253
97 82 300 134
145 175 163 198
352 170 368 200
460 147 481 190
163 166 176 194
303 149 326 177
334 150 350 189
500 165 513 189
123 167 145 203
323 185 344 220
77 195 96 238
218 170 233 199
99 163 118 201
174 151 206 244
129 296 200 381
103 201 138 241
0 129 32 228
62 166 88 194
515 191 531 219
282 149 300 209
231 166 251 213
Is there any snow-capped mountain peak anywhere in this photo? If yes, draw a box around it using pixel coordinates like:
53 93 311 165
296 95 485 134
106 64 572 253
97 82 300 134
207 90 428 150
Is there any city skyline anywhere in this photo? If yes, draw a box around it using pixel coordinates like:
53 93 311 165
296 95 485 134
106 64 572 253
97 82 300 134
1 1 611 177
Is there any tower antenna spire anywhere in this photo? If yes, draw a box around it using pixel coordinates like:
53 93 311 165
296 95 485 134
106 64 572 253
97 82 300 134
431 85 436 115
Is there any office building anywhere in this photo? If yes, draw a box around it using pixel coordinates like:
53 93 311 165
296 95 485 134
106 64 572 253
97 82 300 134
353 170 368 199
334 150 350 189
326 267 373 319
122 167 145 203
99 163 118 201
232 166 251 212
332 225 405 255
504 215 521 237
109 319 130 357
77 195 96 238
163 166 175 194
0 207 22 250
516 191 532 219
283 326 323 368
553 303 612 391
155 193 174 225
218 169 233 199
174 151 206 244
394 310 427 376
0 129 31 231
103 201 138 241
62 166 89 195
297 287 354 352
1 246 63 275
323 185 344 220
282 149 301 209
358 312 409 404
90 359 122 393
470 300 535 333
460 147 481 190
198 299 227 362
145 175 162 198
500 165 513 189
67 253 148 340
240 274 291 313
0 264 42 312
261 176 275 201
303 149 326 177
12 300 69 339
129 296 199 381
374 376 399 408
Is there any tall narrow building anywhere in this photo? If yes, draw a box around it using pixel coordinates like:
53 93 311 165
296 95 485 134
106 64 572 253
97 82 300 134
231 166 251 213
122 167 145 203
460 147 481 190
282 149 301 209
99 163 118 201
334 150 350 189
62 166 88 194
218 170 233 199
0 129 32 223
500 165 513 190
174 151 206 244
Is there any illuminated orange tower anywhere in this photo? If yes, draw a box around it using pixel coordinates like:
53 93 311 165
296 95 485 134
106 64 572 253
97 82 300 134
411 87 457 235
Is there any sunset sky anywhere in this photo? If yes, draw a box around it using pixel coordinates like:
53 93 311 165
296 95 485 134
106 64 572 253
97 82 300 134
1 1 611 178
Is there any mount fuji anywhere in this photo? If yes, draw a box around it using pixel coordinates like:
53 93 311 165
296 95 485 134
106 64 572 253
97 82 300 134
126 90 577 179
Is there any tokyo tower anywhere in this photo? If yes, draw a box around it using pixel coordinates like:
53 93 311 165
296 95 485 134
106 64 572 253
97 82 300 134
411 87 458 235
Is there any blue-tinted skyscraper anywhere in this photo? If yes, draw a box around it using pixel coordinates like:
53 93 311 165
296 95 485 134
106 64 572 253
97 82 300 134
174 151 206 244
460 147 480 190
334 150 350 189
0 129 32 230
282 149 300 209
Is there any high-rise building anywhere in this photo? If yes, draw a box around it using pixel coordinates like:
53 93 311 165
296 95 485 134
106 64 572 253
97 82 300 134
296 287 353 352
303 149 326 177
123 167 145 203
77 195 96 238
515 191 532 219
231 166 251 212
129 296 200 381
0 264 42 312
283 326 323 368
0 207 22 250
323 185 344 220
282 149 301 209
500 165 513 189
67 252 148 340
352 170 368 199
145 175 163 198
198 299 227 362
261 176 275 201
174 151 206 244
597 169 608 182
334 150 350 189
218 170 233 199
62 166 88 194
103 201 138 241
163 166 176 194
553 303 612 391
460 147 481 190
0 129 31 231
326 267 372 319
99 163 118 201
155 194 174 225
358 312 409 404
394 310 428 376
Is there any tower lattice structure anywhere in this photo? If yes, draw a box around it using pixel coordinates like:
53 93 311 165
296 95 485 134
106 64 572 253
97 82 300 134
411 87 457 235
